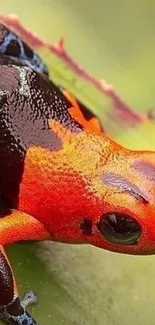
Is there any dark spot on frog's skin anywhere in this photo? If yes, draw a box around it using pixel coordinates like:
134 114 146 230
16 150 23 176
7 297 23 316
76 99 104 131
133 160 155 181
76 99 97 121
5 39 21 57
80 219 93 235
60 86 104 131
103 172 149 203
22 43 34 59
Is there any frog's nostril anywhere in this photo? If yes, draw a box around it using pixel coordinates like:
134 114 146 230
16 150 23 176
80 219 93 236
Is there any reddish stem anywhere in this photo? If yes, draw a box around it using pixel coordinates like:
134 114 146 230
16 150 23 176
0 13 150 125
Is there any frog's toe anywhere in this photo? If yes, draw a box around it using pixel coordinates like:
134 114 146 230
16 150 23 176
21 291 38 309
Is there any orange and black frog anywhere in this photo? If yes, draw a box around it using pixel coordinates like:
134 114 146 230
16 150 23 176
0 23 155 325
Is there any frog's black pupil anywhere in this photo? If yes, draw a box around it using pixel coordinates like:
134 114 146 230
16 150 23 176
97 213 142 245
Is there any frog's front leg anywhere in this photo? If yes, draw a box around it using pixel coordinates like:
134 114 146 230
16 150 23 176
0 210 51 325
0 244 39 325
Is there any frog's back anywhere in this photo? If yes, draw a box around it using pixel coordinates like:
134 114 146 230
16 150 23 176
0 55 82 208
0 23 103 212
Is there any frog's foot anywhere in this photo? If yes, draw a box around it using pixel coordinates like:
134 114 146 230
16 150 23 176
21 290 37 309
0 295 39 325
0 211 51 324
0 244 40 325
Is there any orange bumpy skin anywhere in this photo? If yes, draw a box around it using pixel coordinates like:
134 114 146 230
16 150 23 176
18 121 155 255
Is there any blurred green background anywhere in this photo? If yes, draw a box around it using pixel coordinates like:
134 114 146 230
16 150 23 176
0 1 155 325
2 0 155 111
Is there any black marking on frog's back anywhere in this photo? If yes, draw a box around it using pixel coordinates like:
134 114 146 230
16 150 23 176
0 23 49 76
0 56 83 208
76 99 104 132
76 99 97 121
60 86 104 131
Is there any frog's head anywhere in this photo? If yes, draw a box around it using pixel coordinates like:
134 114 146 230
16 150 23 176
80 149 155 255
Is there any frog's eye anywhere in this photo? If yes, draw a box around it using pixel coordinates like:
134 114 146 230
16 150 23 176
97 213 142 245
